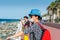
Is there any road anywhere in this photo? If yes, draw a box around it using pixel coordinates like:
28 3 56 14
43 22 60 29
43 24 60 40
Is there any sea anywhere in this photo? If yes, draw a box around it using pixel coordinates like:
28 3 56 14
0 19 20 24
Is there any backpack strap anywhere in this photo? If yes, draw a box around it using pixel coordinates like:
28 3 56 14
36 22 45 30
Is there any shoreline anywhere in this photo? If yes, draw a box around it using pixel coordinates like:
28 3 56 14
0 21 19 40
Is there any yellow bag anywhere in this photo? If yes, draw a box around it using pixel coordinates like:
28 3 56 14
24 34 29 40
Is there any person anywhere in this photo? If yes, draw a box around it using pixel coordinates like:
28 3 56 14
23 16 30 28
14 16 29 40
10 19 25 40
22 16 30 40
6 9 43 40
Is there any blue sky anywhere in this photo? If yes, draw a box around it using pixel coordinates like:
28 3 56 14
0 0 55 19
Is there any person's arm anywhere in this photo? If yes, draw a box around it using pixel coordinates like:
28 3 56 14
7 31 24 40
16 22 22 33
21 20 24 26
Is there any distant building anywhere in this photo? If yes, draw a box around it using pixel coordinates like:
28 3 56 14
47 0 60 23
42 13 50 22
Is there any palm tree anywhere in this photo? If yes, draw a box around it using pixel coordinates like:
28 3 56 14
50 2 56 9
48 1 56 22
49 0 60 9
56 0 60 2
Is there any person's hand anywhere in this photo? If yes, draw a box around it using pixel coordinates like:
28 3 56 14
6 37 11 40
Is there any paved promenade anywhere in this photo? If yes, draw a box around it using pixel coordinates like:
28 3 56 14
43 25 60 40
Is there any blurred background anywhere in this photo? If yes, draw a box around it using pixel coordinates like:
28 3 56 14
0 0 60 40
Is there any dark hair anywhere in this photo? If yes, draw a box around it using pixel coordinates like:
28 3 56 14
29 14 42 20
24 16 28 19
38 16 42 20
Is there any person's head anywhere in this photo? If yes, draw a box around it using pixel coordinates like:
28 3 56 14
29 9 42 22
24 16 28 21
